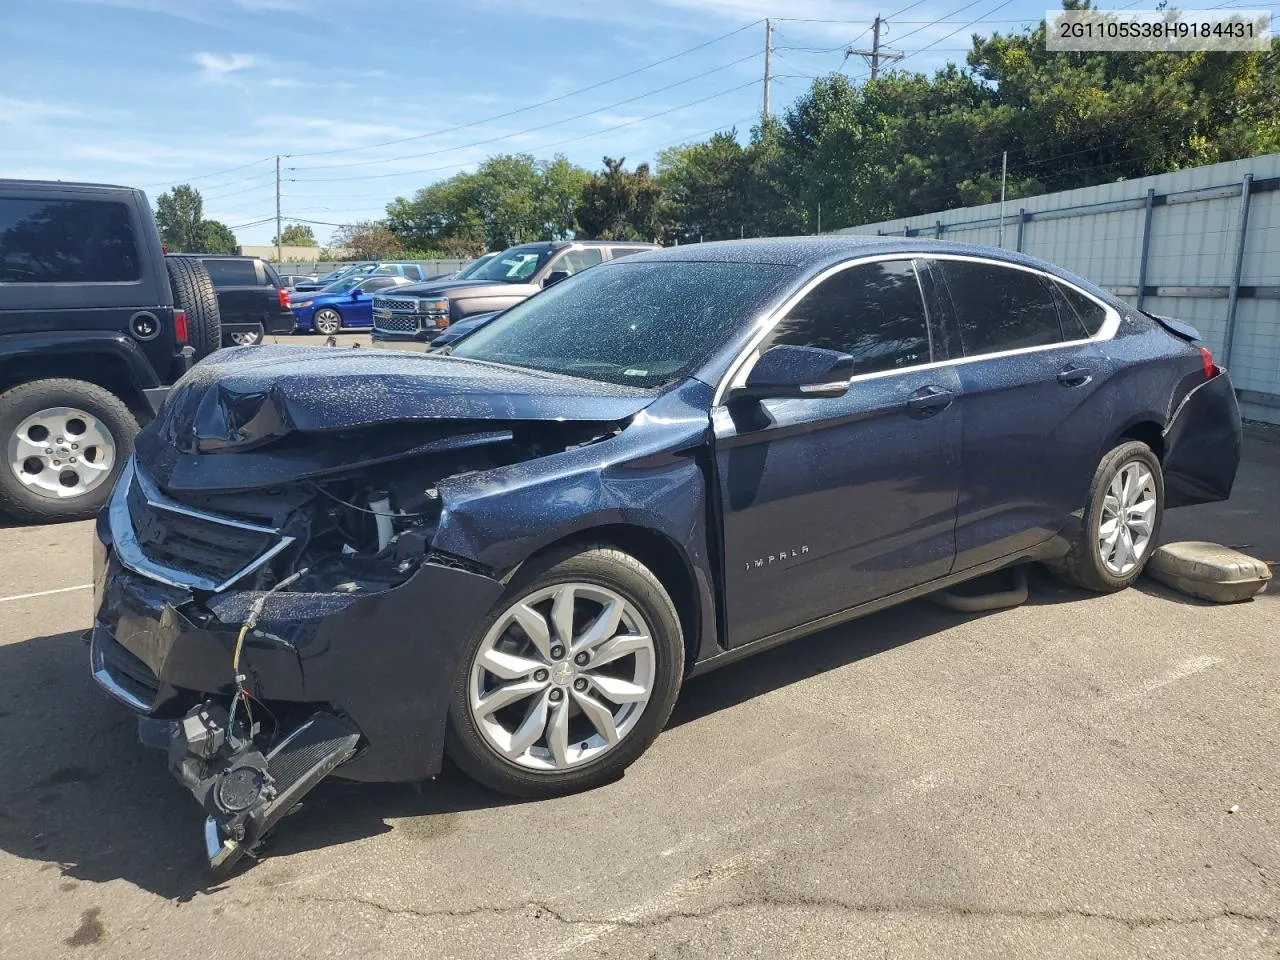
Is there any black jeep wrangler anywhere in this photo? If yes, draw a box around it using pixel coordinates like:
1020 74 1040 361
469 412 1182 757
0 179 221 523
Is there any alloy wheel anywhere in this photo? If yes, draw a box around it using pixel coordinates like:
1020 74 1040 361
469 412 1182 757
314 309 341 335
5 406 116 500
1097 459 1158 576
229 331 262 346
468 582 656 771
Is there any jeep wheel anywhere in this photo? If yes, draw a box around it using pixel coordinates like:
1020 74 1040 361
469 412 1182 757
446 545 684 799
313 309 343 335
165 256 221 359
0 379 138 523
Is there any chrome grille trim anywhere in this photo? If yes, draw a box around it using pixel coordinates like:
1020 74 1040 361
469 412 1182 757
374 297 419 311
109 458 295 593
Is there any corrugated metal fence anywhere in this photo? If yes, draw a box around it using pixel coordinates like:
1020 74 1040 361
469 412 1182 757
835 153 1280 425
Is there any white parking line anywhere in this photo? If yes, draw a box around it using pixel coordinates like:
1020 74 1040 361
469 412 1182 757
1123 654 1225 700
0 584 92 604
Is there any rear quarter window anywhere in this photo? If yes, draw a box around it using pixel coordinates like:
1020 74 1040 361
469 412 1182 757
1053 280 1109 337
0 197 141 283
203 259 258 286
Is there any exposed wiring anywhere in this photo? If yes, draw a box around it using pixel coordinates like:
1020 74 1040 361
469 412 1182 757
228 566 310 748
306 481 435 518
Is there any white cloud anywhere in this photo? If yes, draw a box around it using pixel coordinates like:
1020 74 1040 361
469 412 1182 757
0 95 82 125
193 52 258 79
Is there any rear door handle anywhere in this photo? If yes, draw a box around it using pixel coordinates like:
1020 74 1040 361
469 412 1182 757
1057 366 1093 387
906 384 955 418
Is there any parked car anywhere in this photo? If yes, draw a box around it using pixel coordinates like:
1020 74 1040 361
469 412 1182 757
292 261 429 292
198 255 296 346
90 237 1241 870
276 273 317 289
423 251 501 283
371 240 657 345
289 274 415 333
0 178 221 522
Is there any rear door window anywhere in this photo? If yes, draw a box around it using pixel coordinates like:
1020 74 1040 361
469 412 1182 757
0 197 140 283
401 265 424 280
936 260 1066 355
608 246 645 259
765 258 933 375
203 258 258 287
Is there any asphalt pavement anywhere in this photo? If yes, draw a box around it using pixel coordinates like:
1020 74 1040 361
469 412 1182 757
0 398 1277 959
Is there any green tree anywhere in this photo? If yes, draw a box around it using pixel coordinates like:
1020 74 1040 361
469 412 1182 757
329 220 404 259
199 220 237 254
385 154 590 252
575 157 669 241
154 184 205 251
273 224 316 246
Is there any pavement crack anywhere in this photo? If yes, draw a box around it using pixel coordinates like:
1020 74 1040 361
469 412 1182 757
256 891 574 925
586 894 1280 932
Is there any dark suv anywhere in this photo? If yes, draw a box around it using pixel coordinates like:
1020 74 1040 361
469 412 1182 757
0 179 221 522
371 240 657 345
199 255 296 345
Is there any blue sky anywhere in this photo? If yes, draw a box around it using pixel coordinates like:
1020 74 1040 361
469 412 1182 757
2 0 1263 245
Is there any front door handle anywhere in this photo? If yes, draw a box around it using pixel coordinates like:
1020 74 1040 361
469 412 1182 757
1057 366 1093 387
906 384 955 418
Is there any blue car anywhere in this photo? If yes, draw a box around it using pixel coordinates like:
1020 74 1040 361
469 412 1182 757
289 274 414 333
91 237 1241 869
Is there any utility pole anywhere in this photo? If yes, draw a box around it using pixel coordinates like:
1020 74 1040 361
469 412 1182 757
762 19 772 123
847 15 902 80
817 201 821 234
998 150 1008 248
275 155 282 264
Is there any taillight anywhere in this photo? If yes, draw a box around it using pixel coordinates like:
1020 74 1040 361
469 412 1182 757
277 286 290 309
174 309 188 343
1199 345 1218 379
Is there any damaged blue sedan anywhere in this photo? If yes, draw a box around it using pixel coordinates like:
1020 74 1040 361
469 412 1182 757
90 237 1242 870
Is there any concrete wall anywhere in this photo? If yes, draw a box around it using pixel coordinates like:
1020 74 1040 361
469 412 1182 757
835 154 1280 424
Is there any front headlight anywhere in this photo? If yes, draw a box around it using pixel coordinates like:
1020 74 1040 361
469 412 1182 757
422 298 449 327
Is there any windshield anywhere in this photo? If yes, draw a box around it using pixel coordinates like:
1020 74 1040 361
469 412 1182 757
320 275 364 293
451 261 792 388
465 247 551 283
455 252 498 279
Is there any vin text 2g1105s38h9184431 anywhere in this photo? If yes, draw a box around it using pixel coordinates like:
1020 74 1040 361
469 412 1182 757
89 237 1242 870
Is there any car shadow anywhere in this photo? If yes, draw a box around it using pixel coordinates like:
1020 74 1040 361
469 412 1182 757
0 576 1091 898
0 565 1216 898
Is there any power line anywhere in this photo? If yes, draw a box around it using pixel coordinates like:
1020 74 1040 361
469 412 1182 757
139 156 274 190
292 51 763 172
286 20 764 161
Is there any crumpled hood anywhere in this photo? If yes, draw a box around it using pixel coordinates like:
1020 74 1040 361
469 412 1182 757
152 345 655 455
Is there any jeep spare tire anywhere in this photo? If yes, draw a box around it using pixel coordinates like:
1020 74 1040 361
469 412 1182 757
165 255 221 360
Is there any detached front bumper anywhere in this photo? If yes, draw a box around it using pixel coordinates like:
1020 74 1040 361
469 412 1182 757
92 520 504 785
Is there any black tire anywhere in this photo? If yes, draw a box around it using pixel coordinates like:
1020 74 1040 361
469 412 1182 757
165 256 221 359
1051 440 1164 592
446 544 685 799
0 378 138 523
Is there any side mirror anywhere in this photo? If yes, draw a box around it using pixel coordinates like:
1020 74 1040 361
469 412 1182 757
351 289 362 300
543 269 571 288
728 345 855 403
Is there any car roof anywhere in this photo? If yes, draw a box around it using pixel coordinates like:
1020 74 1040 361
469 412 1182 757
0 178 138 193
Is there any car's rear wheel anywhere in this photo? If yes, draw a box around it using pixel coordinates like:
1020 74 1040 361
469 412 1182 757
313 309 342 335
0 379 137 523
226 329 263 346
446 545 684 798
1051 440 1164 592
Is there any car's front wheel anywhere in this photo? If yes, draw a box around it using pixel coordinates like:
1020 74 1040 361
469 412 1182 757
446 545 684 798
313 309 342 335
226 329 263 346
1052 440 1164 592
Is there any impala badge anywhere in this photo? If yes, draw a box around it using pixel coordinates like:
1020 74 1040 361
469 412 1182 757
745 545 808 572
